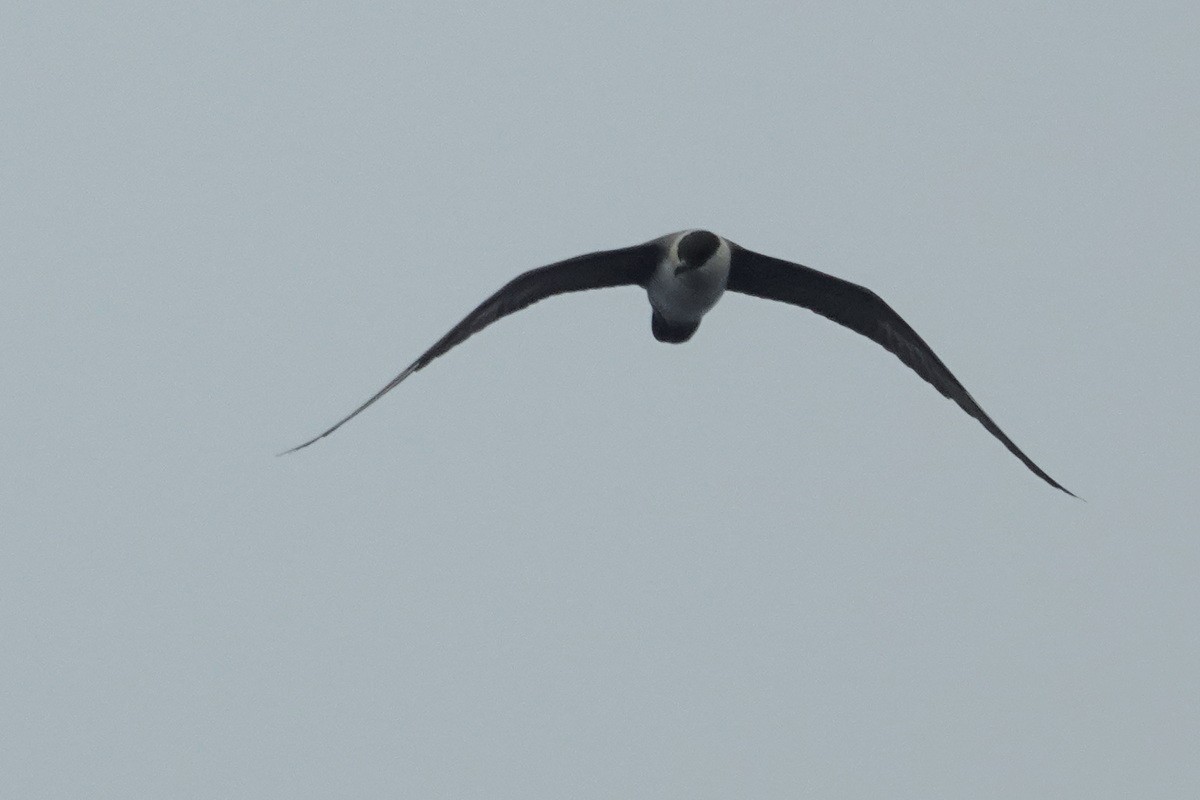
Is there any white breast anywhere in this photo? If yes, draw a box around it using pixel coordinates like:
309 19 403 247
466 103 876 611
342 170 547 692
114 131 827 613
646 232 732 323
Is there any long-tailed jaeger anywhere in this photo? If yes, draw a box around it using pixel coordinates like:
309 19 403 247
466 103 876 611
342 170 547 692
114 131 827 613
283 229 1073 495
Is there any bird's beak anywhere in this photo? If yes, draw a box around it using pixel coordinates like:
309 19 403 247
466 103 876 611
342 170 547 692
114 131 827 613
674 262 701 276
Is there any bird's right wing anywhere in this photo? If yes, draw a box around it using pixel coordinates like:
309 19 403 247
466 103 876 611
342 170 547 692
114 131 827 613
281 241 661 454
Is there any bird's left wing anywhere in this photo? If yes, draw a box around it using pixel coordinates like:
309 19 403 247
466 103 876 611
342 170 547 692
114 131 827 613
726 243 1074 495
282 241 661 454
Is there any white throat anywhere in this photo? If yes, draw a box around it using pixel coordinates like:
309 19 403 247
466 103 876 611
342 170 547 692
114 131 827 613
647 231 732 324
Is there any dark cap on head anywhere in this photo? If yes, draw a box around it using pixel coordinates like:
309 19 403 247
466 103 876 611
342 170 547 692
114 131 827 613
677 230 720 267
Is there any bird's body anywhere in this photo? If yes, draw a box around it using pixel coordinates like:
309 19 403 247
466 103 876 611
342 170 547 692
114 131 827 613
284 229 1074 496
647 230 731 342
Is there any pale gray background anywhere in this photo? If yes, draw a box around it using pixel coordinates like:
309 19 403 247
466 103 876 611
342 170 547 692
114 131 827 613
4 3 1198 798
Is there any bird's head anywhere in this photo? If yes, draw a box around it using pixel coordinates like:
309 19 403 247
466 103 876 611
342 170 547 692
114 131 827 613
673 229 721 275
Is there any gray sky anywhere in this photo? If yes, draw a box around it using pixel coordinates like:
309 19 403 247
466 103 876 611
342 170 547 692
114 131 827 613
4 3 1198 798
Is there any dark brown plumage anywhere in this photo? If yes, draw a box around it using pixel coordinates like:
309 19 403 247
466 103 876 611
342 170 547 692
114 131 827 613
283 230 1073 497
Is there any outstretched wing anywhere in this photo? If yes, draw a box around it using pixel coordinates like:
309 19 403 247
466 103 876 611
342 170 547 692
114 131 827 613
727 244 1073 496
282 241 661 453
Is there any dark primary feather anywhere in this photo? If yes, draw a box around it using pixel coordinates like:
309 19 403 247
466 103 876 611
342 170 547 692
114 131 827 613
727 244 1074 496
281 241 661 454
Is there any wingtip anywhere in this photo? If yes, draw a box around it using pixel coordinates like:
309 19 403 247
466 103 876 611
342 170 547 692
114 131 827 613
1044 475 1081 500
276 437 320 457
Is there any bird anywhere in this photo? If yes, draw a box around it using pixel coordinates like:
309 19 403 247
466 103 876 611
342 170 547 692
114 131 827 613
282 229 1073 495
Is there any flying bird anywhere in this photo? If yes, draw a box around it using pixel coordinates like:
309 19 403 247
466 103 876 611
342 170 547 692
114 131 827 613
283 230 1073 495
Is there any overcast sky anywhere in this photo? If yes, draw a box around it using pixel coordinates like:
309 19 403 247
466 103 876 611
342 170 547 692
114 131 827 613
4 3 1199 798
